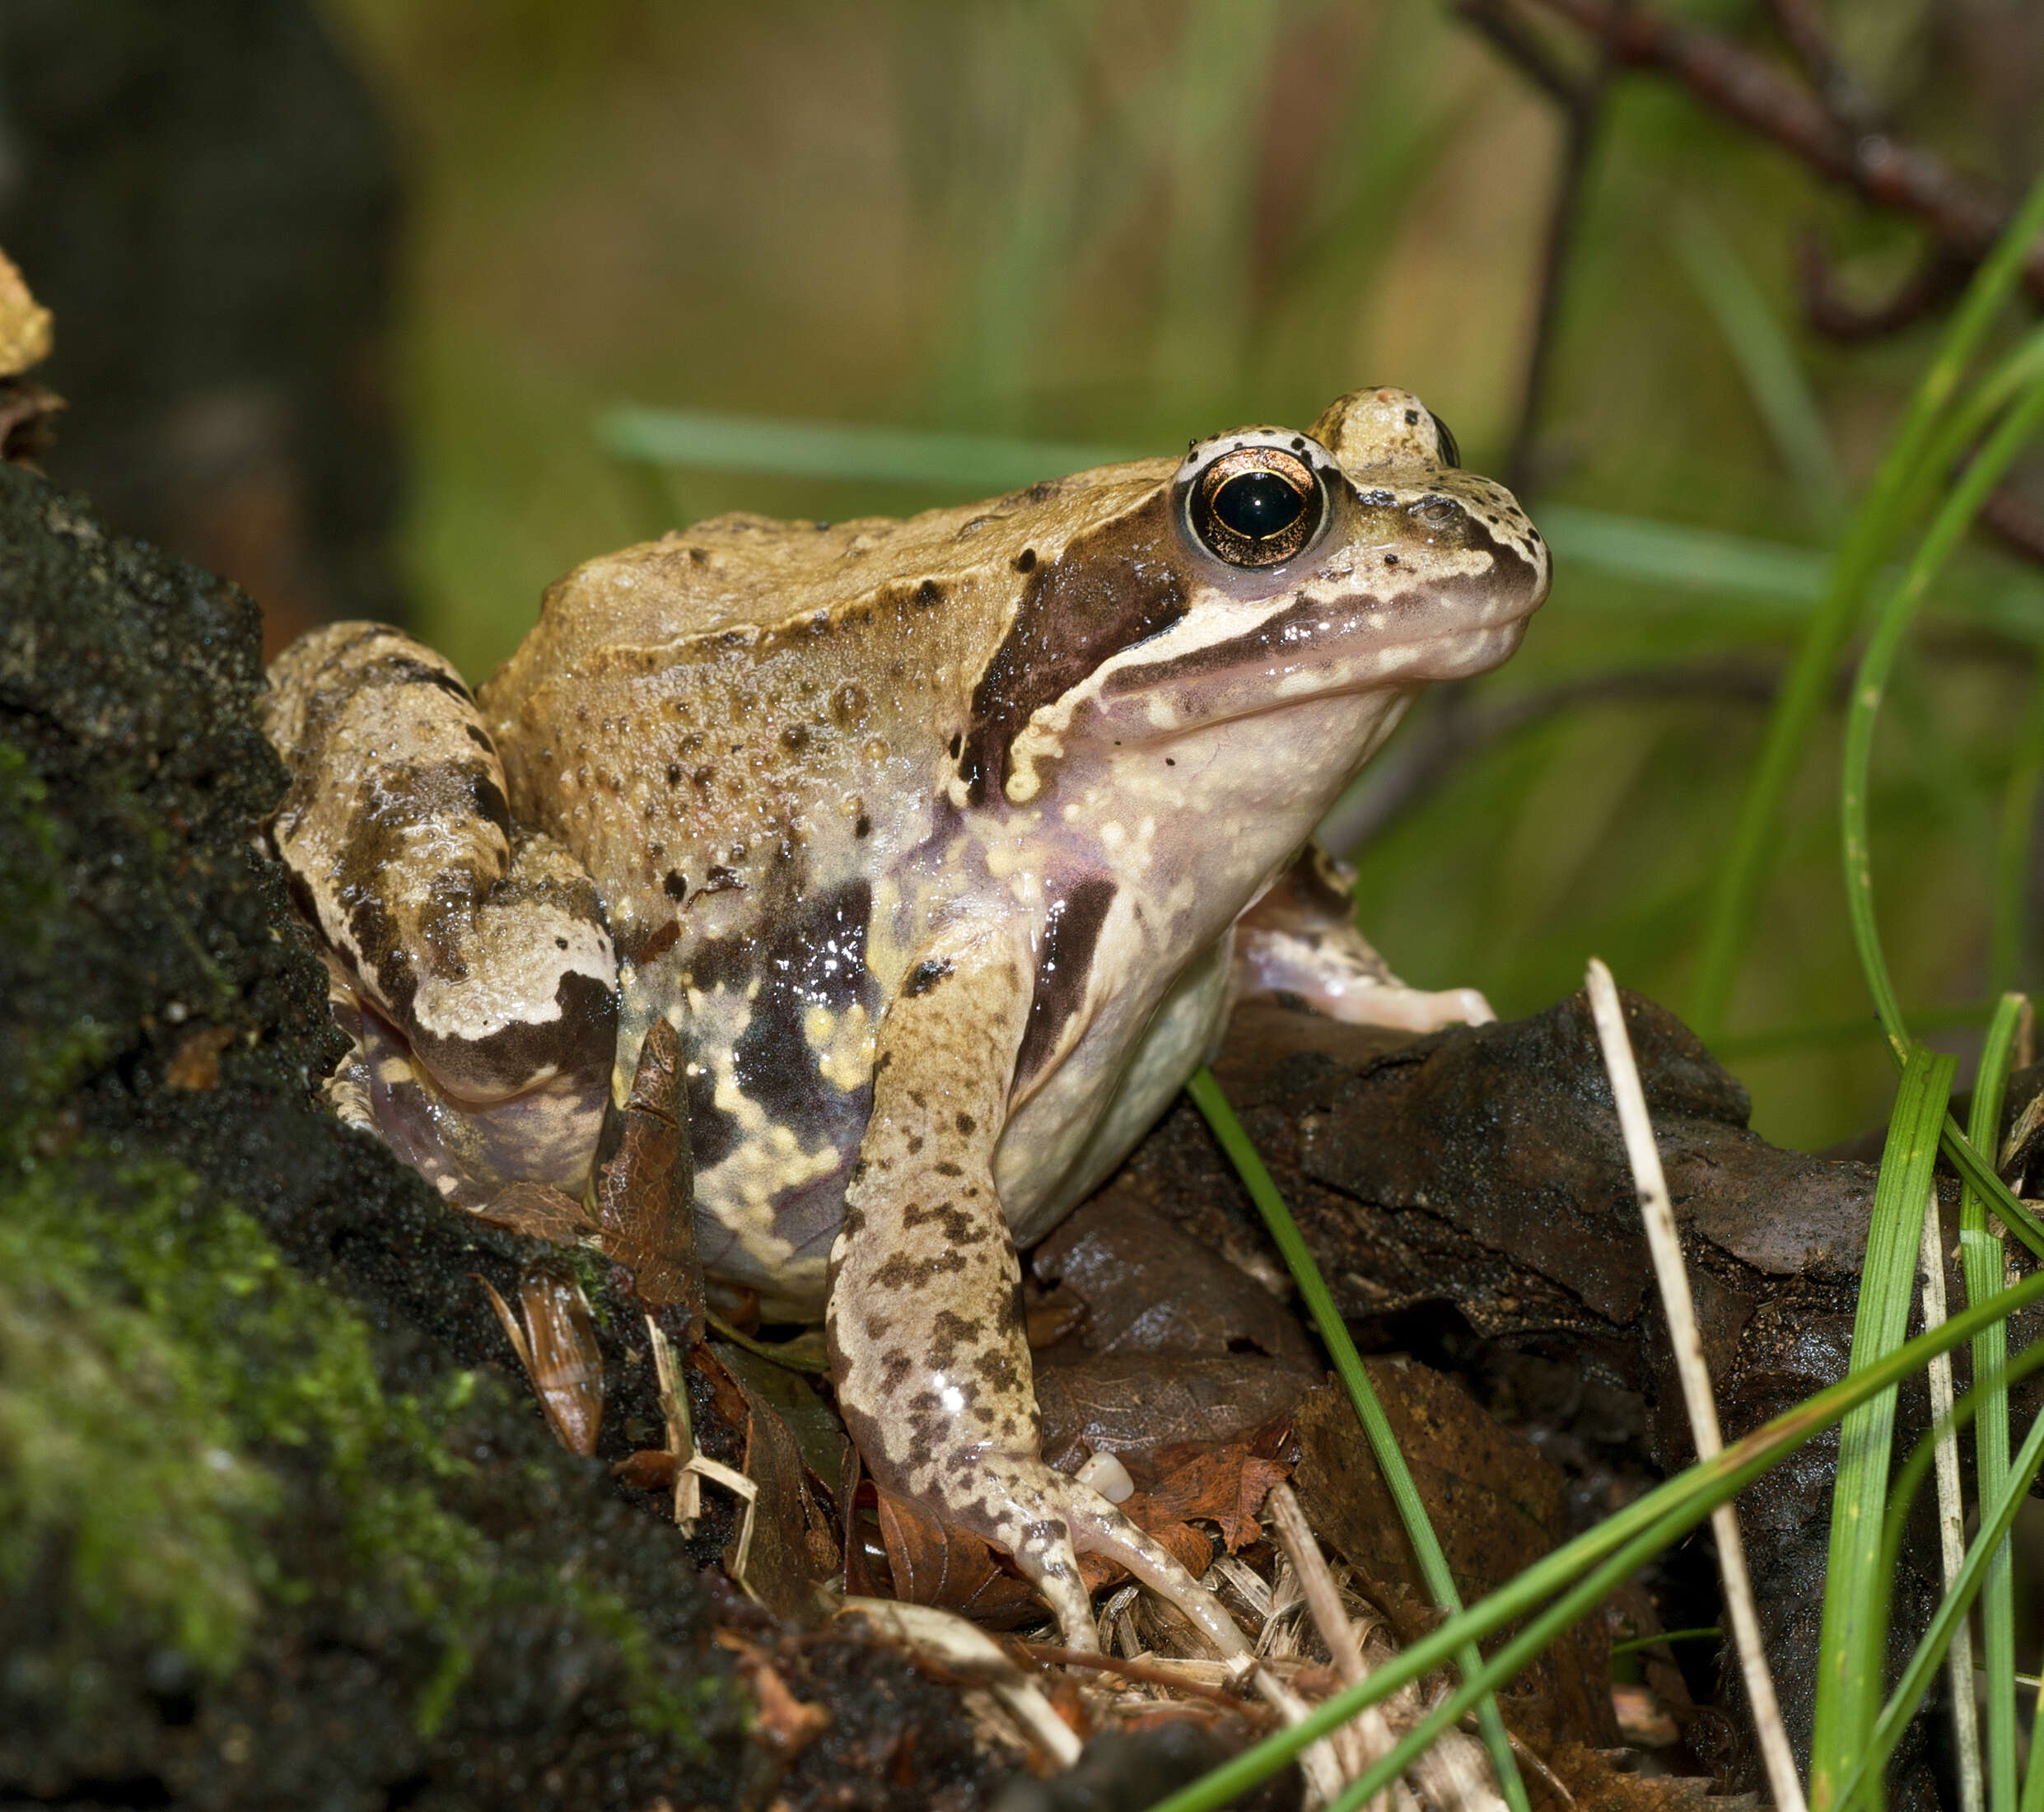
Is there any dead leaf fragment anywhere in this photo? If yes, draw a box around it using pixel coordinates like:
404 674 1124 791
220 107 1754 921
1294 1371 1617 1750
613 1449 681 1492
693 1345 838 1618
1137 1443 1289 1552
165 1023 235 1091
875 1487 1047 1628
478 1262 604 1458
478 1180 600 1245
747 1656 831 1757
594 1016 704 1335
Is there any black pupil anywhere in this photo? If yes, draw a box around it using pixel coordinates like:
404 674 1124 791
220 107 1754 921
1213 469 1305 539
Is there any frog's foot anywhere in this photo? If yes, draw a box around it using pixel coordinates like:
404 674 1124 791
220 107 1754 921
1234 843 1495 1032
935 1457 1249 1660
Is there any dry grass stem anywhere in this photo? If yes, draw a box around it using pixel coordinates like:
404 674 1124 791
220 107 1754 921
1586 959 1808 1812
1919 1189 1985 1812
841 1598 1083 1768
645 1315 702 1526
1267 1483 1402 1810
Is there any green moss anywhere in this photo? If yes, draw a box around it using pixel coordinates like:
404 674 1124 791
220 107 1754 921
0 1144 727 1753
0 1151 466 1670
0 1161 277 1666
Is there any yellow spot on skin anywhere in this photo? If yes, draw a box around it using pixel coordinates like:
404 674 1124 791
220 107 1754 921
814 1002 875 1092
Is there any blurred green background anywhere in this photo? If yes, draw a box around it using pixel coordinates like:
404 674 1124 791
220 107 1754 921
307 0 2044 1151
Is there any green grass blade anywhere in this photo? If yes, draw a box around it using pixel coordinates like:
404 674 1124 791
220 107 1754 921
1841 370 2044 1056
1808 1048 1957 1812
1940 1123 2044 1263
1966 996 2025 1812
1710 1003 1996 1061
1836 1335 2044 1812
1185 1067 1528 1812
1536 504 1829 603
1153 1265 2044 1812
1690 168 2044 1039
1671 208 1847 522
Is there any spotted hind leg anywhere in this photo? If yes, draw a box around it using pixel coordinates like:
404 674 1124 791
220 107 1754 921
263 623 619 1204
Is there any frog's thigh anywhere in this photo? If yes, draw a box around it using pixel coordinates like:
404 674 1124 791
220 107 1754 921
264 623 618 1194
1234 842 1494 1031
826 922 1246 1658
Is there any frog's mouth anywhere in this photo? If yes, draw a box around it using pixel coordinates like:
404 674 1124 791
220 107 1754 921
1097 609 1538 739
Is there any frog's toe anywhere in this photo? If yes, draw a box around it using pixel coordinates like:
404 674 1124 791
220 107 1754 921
973 1462 1248 1660
1332 981 1495 1033
1065 1492 1250 1661
1006 1514 1104 1654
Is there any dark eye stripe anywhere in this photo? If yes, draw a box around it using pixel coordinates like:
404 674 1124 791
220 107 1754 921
957 493 1186 805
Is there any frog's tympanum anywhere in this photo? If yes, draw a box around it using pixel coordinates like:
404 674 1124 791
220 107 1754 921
263 388 1548 1655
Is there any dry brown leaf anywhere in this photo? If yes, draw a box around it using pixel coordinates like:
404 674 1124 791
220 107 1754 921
594 1016 703 1334
478 1181 600 1245
165 1023 235 1091
873 1487 1047 1628
748 1656 831 1758
1137 1443 1289 1551
478 1263 605 1458
613 1449 681 1492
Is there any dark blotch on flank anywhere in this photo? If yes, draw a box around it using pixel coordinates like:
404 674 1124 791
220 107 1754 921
915 578 944 607
1013 547 1036 572
959 493 1187 804
955 1111 976 1135
1014 877 1115 1083
683 877 875 1176
663 870 687 900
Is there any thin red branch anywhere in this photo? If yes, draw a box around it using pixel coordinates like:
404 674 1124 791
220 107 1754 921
1794 231 1972 342
1522 0 2044 307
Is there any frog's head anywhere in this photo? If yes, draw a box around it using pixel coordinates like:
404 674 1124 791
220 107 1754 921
974 385 1548 813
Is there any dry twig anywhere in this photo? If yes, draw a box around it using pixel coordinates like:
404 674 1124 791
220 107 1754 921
1587 959 1808 1812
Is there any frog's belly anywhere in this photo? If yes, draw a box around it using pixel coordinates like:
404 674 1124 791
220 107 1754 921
681 938 1233 1322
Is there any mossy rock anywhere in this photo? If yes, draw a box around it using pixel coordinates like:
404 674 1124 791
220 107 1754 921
0 464 750 1808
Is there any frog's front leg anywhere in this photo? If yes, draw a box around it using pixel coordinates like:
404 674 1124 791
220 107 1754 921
827 918 1248 1659
1234 843 1494 1033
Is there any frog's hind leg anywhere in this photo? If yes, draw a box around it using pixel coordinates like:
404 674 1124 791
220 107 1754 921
1234 842 1494 1032
263 623 619 1203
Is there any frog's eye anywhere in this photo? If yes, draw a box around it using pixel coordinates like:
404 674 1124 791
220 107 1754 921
1188 446 1323 568
1430 412 1461 469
